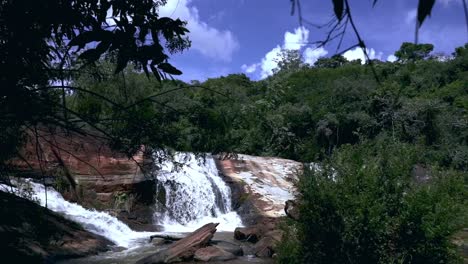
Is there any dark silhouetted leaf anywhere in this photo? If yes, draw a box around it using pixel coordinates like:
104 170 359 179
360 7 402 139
114 53 130 74
332 0 344 21
417 0 436 27
158 63 182 75
78 49 101 62
69 30 112 50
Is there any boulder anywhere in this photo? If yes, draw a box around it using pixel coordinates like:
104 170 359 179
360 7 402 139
210 240 243 256
254 237 277 258
234 217 282 243
136 223 218 264
194 246 236 262
234 227 260 243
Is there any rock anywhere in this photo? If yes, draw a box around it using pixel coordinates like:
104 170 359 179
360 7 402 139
234 217 282 244
240 244 255 256
194 246 236 262
234 227 260 243
9 129 159 231
151 238 167 246
210 240 243 256
254 237 277 258
0 191 111 262
285 200 300 220
264 230 283 243
215 154 303 224
136 223 219 264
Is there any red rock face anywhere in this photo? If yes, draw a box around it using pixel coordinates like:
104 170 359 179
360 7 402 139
11 128 147 178
9 128 157 230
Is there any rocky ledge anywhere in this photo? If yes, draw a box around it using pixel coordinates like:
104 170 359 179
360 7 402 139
215 154 302 225
0 190 112 263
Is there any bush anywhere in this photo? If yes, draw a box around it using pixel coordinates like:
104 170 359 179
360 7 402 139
278 139 467 264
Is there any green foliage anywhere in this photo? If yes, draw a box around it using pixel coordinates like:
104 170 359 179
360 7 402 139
0 0 190 175
278 139 467 264
395 42 434 62
273 49 307 74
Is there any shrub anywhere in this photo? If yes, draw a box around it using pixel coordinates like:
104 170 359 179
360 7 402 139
278 139 467 264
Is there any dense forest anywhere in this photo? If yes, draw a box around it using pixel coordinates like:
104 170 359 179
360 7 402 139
70 43 467 166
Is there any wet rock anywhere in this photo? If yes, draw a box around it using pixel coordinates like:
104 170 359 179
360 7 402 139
194 246 236 262
240 244 256 256
0 191 111 262
234 227 260 243
210 240 243 256
254 237 277 258
136 223 218 264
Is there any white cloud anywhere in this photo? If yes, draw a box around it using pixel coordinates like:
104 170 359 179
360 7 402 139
159 0 239 61
242 27 327 78
284 27 309 50
343 47 383 64
241 63 259 73
405 9 417 25
303 47 328 65
387 54 398 62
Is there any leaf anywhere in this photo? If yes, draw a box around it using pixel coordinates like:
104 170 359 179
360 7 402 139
332 0 344 21
78 49 101 62
114 53 129 74
417 0 436 27
158 63 182 75
69 31 101 50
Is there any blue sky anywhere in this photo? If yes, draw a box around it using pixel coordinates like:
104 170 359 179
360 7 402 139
158 0 468 81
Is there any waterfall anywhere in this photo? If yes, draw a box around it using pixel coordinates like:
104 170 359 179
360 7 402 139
0 180 152 248
154 153 243 232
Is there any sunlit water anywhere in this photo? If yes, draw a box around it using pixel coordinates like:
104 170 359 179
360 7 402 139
154 153 243 232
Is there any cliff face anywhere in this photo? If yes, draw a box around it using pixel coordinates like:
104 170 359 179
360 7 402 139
215 154 303 225
10 129 158 231
0 191 112 263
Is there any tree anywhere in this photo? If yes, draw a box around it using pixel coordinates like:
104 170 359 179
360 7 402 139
395 42 434 62
0 1 190 176
273 49 306 74
314 55 349 68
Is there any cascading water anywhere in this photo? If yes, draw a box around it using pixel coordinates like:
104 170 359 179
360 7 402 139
0 153 242 251
0 180 152 248
153 153 243 232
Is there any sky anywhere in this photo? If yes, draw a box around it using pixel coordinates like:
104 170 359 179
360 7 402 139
158 0 468 81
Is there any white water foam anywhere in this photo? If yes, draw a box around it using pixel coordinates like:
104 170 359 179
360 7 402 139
0 180 153 248
154 153 243 232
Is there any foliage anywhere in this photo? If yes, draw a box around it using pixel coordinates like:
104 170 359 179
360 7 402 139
395 42 434 62
273 49 307 74
0 0 190 177
278 139 467 264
